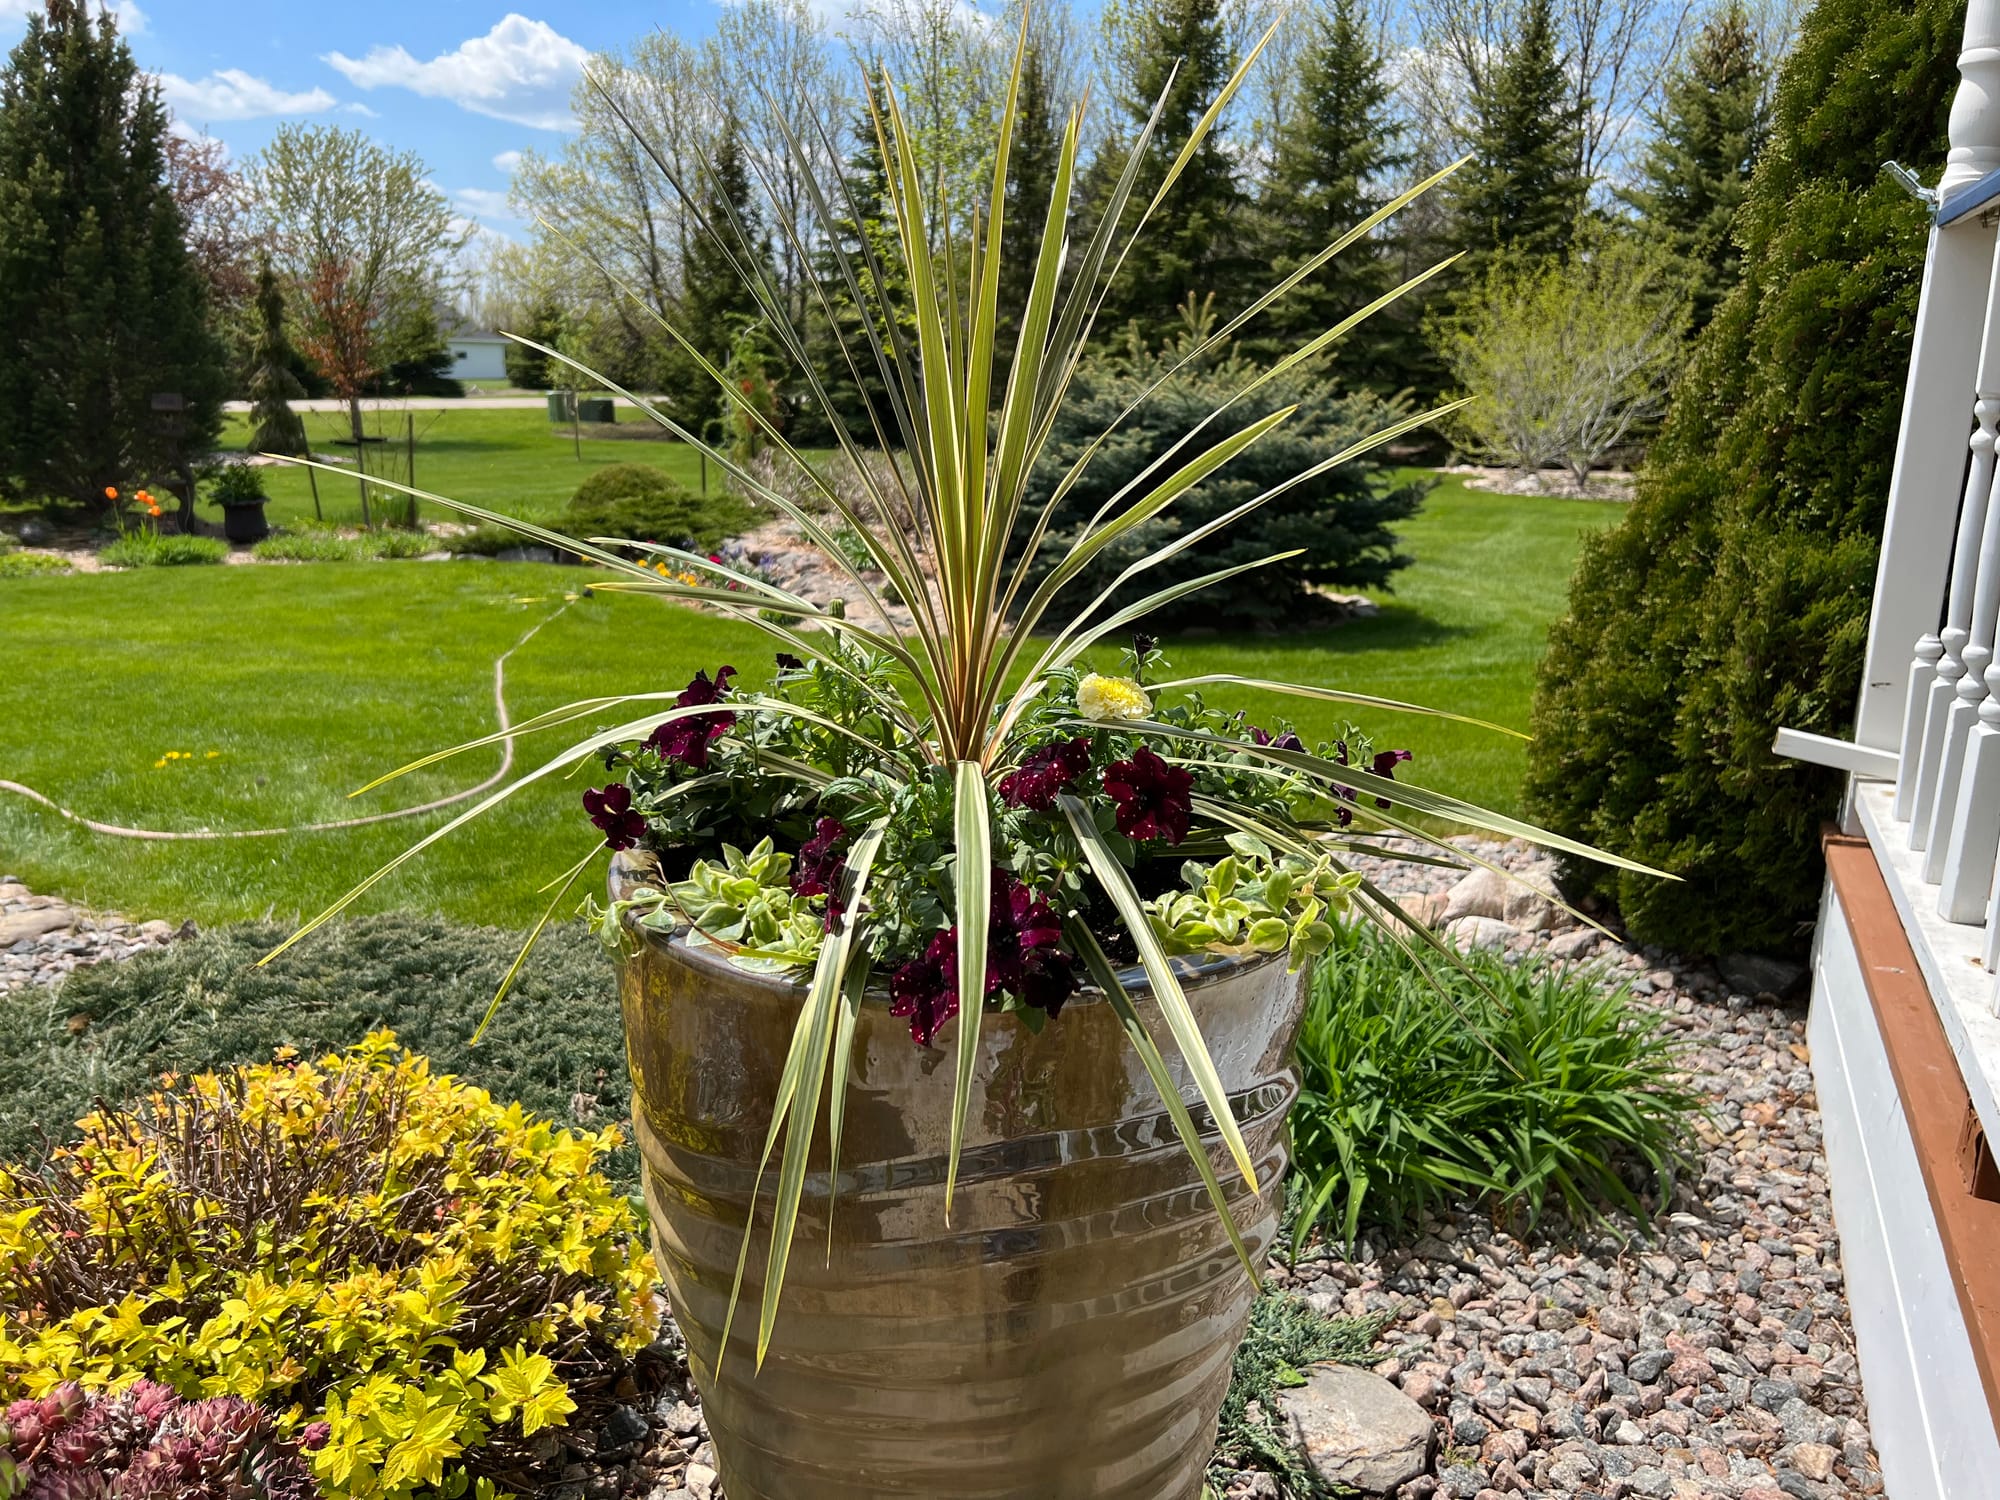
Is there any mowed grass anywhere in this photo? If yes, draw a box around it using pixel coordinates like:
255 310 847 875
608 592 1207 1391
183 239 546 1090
0 473 1619 927
219 406 742 529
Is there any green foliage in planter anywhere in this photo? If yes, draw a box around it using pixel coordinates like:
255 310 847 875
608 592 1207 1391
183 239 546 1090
1206 1294 1390 1498
98 533 229 568
566 463 754 552
1288 922 1701 1247
0 1034 656 1500
205 463 267 507
1523 0 1964 954
0 915 634 1186
1012 318 1428 632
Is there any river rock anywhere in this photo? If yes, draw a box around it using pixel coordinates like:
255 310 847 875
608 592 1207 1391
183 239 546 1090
0 905 74 946
1443 915 1517 952
1441 867 1509 923
1276 1364 1433 1493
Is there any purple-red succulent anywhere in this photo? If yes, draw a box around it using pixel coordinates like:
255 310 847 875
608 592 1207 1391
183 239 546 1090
998 737 1094 812
1102 746 1193 845
583 783 647 851
645 665 739 769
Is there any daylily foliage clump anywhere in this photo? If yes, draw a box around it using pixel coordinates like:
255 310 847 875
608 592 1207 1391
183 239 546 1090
267 6 1651 1368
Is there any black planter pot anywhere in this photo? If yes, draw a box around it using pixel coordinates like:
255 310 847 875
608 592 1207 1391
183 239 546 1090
220 500 269 544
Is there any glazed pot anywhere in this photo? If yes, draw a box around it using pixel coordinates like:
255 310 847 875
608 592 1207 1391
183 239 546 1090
614 858 1312 1500
218 498 269 543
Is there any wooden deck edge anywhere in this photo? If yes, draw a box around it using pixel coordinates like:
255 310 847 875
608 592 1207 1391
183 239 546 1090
1823 830 2000 1443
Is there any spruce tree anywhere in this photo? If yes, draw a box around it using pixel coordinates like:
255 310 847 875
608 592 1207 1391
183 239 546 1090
0 0 227 510
1618 2 1769 334
1451 0 1588 271
1097 0 1251 342
1255 0 1423 395
244 258 306 457
503 298 563 390
1524 0 1964 955
663 113 772 433
802 107 907 443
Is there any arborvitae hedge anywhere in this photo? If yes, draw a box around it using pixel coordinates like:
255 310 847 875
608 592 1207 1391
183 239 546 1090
1523 0 1965 955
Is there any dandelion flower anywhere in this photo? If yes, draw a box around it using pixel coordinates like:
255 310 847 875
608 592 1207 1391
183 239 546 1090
1076 673 1150 723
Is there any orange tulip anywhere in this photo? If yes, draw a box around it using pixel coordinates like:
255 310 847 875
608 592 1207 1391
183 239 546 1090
104 486 118 500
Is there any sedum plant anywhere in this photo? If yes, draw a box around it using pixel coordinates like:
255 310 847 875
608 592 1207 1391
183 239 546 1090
266 12 1652 1367
0 1034 656 1500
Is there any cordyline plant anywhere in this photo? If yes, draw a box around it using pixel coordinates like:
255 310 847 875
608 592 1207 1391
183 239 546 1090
263 14 1653 1369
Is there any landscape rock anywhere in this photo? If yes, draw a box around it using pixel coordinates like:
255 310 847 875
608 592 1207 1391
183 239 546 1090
1719 952 1808 999
0 905 74 946
1276 1364 1433 1493
1441 867 1509 923
1442 915 1517 952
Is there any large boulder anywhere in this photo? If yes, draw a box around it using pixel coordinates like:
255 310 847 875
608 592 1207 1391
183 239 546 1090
1275 1364 1433 1494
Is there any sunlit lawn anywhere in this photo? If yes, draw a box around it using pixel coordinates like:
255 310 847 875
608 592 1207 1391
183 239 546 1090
0 471 1620 927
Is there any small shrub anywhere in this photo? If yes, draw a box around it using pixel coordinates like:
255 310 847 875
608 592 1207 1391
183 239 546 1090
0 915 631 1184
204 463 267 507
566 463 753 553
100 533 228 568
253 531 364 562
444 524 524 557
1 1380 323 1500
1288 922 1701 1247
0 550 69 577
0 1033 657 1500
369 528 435 559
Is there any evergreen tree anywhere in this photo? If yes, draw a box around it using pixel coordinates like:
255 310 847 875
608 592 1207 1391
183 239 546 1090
1096 0 1251 342
1524 0 1964 955
1255 0 1424 395
1451 0 1588 271
0 0 227 511
244 258 306 457
663 114 773 435
996 37 1064 373
802 106 907 444
503 298 564 390
1618 2 1770 335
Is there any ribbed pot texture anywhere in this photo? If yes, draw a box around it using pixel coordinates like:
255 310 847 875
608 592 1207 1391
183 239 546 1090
615 862 1310 1500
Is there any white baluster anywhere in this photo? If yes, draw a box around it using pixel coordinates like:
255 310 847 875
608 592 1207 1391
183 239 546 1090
1896 636 1947 820
1908 395 2000 850
1946 0 2000 200
1945 653 2000 920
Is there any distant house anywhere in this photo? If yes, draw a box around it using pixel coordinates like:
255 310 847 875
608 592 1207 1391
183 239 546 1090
447 332 508 383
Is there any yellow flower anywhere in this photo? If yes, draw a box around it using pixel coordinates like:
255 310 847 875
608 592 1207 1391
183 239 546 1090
1076 673 1151 723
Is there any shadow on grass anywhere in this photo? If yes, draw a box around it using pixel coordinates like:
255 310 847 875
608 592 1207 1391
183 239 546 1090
1172 600 1469 657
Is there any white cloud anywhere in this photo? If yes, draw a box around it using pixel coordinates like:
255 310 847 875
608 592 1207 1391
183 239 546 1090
493 150 522 173
341 101 378 118
324 14 586 131
156 68 336 122
453 186 517 221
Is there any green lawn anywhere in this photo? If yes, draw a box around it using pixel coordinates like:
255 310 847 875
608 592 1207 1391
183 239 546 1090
0 473 1619 927
222 406 739 529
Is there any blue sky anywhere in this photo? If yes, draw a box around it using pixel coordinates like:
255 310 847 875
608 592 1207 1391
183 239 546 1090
0 3 743 236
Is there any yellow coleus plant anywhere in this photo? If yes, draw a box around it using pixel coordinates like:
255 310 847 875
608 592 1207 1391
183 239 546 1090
0 1032 657 1500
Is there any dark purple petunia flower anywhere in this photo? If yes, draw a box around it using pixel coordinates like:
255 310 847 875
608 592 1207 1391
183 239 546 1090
645 665 739 769
890 932 959 1047
1102 745 1193 845
791 817 848 898
998 736 1094 812
1369 748 1412 808
775 652 805 671
583 783 647 851
1250 725 1304 753
888 871 1078 1045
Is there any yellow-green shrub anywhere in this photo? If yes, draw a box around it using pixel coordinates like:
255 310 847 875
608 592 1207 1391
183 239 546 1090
0 1032 657 1500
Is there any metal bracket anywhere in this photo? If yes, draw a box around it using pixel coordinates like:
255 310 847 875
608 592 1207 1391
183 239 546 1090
1885 159 1943 210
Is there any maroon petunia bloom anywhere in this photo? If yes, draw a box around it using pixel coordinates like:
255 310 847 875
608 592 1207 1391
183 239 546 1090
890 932 959 1047
1102 745 1193 844
888 871 1078 1045
1251 725 1304 753
1368 747 1412 809
774 652 805 671
645 665 739 769
583 783 646 850
791 817 848 899
998 736 1094 812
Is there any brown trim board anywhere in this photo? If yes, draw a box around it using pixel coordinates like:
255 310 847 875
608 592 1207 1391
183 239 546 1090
1823 830 2000 1443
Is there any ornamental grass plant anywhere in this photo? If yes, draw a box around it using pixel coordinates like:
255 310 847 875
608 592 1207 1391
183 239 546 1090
266 10 1654 1366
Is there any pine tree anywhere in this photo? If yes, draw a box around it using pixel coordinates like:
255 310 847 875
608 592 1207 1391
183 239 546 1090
1255 0 1424 395
996 37 1064 373
1096 0 1251 342
1451 0 1588 271
1524 0 1964 955
802 106 908 444
244 258 306 457
502 298 563 391
0 0 227 511
1618 2 1769 334
663 113 772 434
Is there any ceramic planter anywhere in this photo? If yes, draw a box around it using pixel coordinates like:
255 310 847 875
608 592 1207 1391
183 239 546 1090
613 857 1311 1500
218 499 268 543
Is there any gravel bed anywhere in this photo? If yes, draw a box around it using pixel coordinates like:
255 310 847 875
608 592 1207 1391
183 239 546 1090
0 877 187 996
